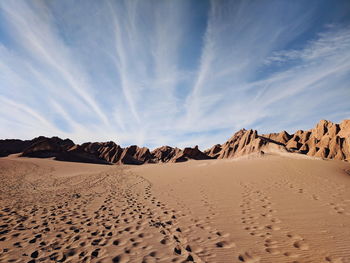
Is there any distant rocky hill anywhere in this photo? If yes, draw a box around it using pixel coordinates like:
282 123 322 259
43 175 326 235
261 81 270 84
0 120 349 164
205 119 350 161
204 129 287 159
0 137 212 165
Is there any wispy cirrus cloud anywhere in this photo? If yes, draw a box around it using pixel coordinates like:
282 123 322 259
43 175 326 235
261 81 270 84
0 0 349 149
1 1 109 124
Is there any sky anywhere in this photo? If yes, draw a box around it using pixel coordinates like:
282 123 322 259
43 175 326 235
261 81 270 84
0 0 350 149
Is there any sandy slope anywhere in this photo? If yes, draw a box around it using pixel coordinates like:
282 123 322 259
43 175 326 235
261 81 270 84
0 154 350 262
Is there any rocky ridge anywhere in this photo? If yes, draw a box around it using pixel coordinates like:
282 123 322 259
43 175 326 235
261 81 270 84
0 119 349 164
0 137 211 164
205 119 350 161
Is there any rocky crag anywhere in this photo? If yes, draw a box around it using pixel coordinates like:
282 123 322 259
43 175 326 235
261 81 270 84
205 120 350 161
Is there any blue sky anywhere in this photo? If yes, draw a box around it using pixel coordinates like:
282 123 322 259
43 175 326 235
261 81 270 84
0 0 350 149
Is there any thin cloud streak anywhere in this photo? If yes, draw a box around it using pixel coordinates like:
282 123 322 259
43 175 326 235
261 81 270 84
1 1 109 124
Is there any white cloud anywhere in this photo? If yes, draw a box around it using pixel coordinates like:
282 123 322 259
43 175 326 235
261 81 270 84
1 1 109 124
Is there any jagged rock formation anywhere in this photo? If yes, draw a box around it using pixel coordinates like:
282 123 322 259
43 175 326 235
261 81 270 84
150 146 181 163
68 142 122 163
0 137 212 165
205 129 288 159
0 119 349 164
263 130 292 145
59 142 118 164
172 145 213 162
273 120 350 161
18 137 110 164
117 145 153 165
22 139 156 165
0 136 74 157
205 144 222 159
22 137 75 158
206 120 350 161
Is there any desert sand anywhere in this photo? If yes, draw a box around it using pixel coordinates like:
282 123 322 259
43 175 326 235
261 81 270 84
1 153 350 263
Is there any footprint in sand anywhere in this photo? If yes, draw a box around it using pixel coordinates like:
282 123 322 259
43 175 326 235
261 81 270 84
238 252 260 263
265 247 280 255
215 240 236 248
112 254 130 263
325 256 343 263
283 251 300 258
293 240 309 250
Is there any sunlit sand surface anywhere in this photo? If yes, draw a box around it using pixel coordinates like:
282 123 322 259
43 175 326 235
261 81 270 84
1 154 350 262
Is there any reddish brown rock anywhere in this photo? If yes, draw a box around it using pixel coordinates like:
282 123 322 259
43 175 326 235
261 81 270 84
285 135 302 150
207 129 288 159
151 146 181 163
204 144 222 158
302 120 350 161
262 130 291 145
21 137 75 158
207 119 350 161
117 145 153 165
68 143 154 165
339 120 350 137
67 141 123 164
172 145 212 162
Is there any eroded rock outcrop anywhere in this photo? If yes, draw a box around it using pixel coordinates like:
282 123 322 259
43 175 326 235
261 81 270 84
172 145 213 162
304 120 350 160
21 137 75 158
205 129 288 159
207 120 350 161
1 137 212 165
262 130 292 145
150 146 181 163
65 142 122 164
117 145 153 165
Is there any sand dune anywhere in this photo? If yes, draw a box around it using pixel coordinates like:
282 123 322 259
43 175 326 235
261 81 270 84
1 154 350 262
